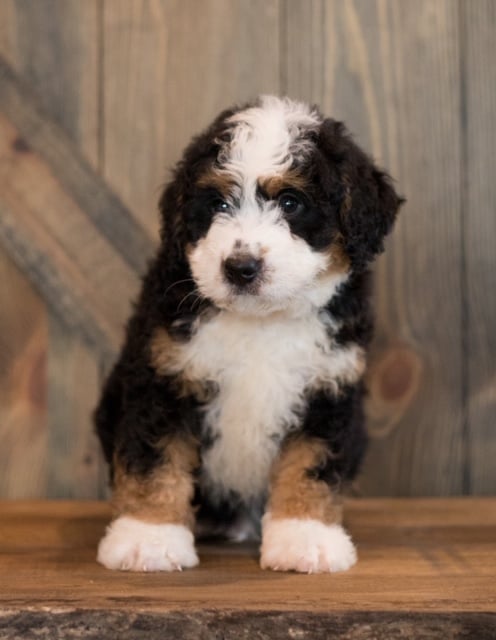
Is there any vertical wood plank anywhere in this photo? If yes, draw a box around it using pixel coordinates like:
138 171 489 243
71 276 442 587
102 0 281 238
464 0 496 494
5 0 100 168
0 0 107 497
0 0 18 62
0 0 49 497
284 0 464 495
47 316 105 498
365 1 464 495
0 253 48 497
280 1 328 113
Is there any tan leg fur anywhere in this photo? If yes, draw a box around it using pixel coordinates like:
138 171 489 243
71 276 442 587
111 437 198 529
266 437 343 525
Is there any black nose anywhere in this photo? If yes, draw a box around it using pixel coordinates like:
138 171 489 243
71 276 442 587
223 255 263 287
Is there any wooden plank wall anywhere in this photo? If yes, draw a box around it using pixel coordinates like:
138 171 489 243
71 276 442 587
0 0 494 497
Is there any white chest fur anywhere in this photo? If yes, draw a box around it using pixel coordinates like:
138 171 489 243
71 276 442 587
173 310 364 501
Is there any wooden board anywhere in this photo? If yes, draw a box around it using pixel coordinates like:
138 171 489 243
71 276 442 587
0 2 146 499
102 0 281 238
463 0 496 494
0 56 153 279
46 316 106 499
363 0 464 495
1 0 100 169
0 110 136 360
0 255 47 497
284 0 465 495
0 0 49 499
0 499 494 639
0 0 105 500
0 0 495 501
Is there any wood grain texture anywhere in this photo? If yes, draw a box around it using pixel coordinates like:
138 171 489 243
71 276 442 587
463 0 496 494
0 499 494 639
102 0 281 238
0 254 48 497
0 1 112 500
0 0 17 63
285 0 465 495
46 316 106 499
1 0 100 168
0 0 50 499
0 56 154 276
0 111 136 361
363 0 463 495
0 35 143 359
0 1 494 499
0 6 152 495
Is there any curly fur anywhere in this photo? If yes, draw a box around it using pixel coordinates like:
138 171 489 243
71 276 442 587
95 96 403 572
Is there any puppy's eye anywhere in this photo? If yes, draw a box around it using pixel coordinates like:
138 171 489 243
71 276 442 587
278 191 306 216
211 198 231 213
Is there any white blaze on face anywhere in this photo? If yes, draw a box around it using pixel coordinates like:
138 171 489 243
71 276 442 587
188 96 343 316
223 95 321 192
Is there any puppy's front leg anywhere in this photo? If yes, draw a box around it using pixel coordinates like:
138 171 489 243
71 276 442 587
260 437 357 574
97 437 199 572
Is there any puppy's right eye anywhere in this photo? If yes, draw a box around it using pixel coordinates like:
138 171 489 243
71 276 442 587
211 198 231 213
278 191 306 216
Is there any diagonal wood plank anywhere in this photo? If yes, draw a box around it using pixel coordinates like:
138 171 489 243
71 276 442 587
0 54 154 276
0 1 110 499
0 0 108 500
0 0 100 171
0 111 137 364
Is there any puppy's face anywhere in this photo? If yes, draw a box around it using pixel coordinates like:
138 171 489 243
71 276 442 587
161 96 402 317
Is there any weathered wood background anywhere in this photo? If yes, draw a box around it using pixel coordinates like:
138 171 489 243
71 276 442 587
0 0 494 498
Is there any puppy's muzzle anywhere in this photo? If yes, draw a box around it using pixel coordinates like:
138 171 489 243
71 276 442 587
223 255 263 288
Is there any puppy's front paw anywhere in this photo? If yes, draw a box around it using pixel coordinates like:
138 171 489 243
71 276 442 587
97 516 199 571
260 515 357 573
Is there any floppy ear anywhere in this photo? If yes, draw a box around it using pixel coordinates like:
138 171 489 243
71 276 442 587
156 173 213 334
158 106 238 269
318 118 404 270
158 173 188 270
154 108 239 329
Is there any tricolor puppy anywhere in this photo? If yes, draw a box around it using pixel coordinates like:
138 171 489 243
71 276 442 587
95 96 402 573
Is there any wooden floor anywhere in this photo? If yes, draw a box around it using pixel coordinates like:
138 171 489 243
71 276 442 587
0 499 495 639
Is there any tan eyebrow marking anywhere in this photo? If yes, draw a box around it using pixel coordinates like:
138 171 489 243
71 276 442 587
196 168 236 196
259 171 309 198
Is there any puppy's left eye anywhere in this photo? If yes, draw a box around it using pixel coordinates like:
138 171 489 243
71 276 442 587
278 191 306 216
211 198 231 213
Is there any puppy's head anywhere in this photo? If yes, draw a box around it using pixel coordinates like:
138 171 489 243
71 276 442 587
160 96 403 317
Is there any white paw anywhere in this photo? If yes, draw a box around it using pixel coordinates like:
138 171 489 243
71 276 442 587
97 516 199 572
260 515 357 573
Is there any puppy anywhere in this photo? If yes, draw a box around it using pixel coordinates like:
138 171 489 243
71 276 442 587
95 96 402 573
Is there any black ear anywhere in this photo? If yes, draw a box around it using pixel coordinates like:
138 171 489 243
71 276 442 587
158 174 187 269
158 106 238 268
318 119 404 270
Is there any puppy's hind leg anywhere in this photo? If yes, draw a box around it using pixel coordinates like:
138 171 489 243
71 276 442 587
97 437 199 572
